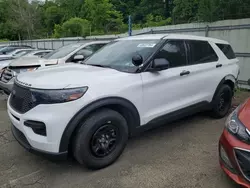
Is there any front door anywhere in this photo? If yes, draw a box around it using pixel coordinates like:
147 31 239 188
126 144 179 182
141 40 196 124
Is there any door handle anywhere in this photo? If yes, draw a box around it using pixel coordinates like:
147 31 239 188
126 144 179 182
216 64 222 68
180 70 190 76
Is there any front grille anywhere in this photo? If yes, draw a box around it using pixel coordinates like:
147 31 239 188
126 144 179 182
9 83 37 114
235 149 250 182
1 68 15 83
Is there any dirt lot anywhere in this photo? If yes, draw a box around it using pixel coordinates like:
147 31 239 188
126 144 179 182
0 92 249 188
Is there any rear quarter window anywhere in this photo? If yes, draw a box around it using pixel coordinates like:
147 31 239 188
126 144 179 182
216 43 236 59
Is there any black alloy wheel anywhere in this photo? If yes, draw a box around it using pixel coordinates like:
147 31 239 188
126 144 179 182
73 108 128 169
90 124 119 158
211 84 233 118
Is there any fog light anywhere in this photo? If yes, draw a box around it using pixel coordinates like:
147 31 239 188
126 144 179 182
220 145 233 169
24 120 46 136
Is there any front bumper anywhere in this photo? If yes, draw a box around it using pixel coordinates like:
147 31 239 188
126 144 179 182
7 94 85 154
0 77 14 94
11 124 67 160
219 129 250 188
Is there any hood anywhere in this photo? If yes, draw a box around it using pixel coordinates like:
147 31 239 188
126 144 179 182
0 59 12 69
9 56 42 67
9 57 58 67
238 98 250 129
16 63 125 89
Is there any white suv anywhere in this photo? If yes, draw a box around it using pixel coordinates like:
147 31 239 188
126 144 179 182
7 34 239 169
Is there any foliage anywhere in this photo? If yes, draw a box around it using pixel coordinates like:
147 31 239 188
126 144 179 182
61 18 90 37
0 0 250 40
173 0 199 24
84 0 124 33
44 6 64 34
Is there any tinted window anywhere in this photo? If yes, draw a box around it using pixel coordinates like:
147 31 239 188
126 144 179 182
187 40 218 64
216 43 236 59
83 44 106 52
154 40 187 68
34 51 50 56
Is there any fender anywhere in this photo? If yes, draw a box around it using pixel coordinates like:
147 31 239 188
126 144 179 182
224 74 236 84
59 97 140 152
212 74 236 102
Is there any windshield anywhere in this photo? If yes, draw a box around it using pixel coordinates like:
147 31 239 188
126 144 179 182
14 50 33 57
84 40 160 72
43 44 82 59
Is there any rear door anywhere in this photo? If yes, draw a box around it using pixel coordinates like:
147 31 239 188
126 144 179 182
185 40 222 103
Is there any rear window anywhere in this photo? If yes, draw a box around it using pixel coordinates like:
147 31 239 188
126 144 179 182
187 40 218 65
216 43 236 59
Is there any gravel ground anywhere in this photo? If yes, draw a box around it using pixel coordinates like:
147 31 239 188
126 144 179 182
0 92 249 188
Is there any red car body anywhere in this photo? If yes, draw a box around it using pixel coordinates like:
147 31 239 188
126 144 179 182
219 97 250 187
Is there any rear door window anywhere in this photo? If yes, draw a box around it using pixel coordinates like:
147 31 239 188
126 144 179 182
216 43 236 59
187 40 218 65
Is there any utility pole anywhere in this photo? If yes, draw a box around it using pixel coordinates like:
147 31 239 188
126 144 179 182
128 15 132 36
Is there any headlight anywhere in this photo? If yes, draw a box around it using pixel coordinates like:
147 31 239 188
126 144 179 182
225 106 250 142
31 87 88 104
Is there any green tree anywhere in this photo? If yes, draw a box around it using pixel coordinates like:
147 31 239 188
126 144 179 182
197 0 218 22
44 6 64 35
84 0 124 34
56 0 85 19
55 18 90 37
172 0 199 24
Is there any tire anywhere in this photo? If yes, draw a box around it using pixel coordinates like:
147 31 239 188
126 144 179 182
210 84 233 119
73 108 128 170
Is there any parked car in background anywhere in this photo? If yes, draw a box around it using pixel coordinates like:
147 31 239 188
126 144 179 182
0 41 109 94
0 45 7 50
219 80 250 187
23 49 53 58
41 41 109 65
0 48 35 60
0 45 32 55
7 34 239 169
0 59 12 75
0 49 36 78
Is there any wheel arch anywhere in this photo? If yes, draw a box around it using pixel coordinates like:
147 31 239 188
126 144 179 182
212 75 236 101
59 97 141 153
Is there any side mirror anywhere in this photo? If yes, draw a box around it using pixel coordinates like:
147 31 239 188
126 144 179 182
152 58 169 71
73 55 84 62
132 54 143 66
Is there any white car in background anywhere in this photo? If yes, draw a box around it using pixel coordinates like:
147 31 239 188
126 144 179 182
0 41 110 94
0 48 35 60
41 41 109 65
23 50 53 58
